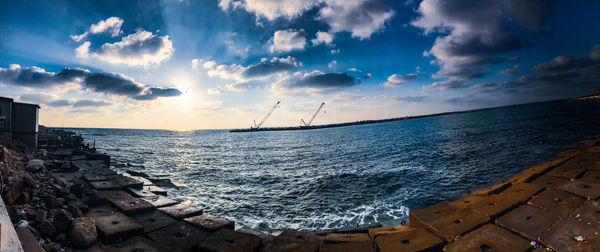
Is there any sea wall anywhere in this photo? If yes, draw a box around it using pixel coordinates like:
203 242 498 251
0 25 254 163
1 129 600 251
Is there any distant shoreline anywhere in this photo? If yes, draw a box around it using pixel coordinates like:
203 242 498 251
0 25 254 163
230 94 600 133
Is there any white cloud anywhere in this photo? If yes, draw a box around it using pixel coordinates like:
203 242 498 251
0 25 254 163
191 58 200 69
422 79 467 92
383 73 418 87
70 17 123 42
312 31 334 46
330 48 340 54
268 29 306 53
218 0 319 20
77 30 174 66
75 41 90 58
203 56 300 82
328 60 337 69
208 82 253 94
317 0 394 39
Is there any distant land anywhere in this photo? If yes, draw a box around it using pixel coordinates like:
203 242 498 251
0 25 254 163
230 94 600 133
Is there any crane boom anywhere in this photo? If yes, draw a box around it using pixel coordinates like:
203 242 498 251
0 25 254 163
255 101 280 129
302 102 325 126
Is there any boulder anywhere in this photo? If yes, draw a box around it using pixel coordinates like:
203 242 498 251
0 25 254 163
39 218 58 238
69 217 97 248
26 159 44 172
53 209 73 232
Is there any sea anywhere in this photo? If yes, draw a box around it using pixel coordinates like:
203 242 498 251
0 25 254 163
67 99 600 232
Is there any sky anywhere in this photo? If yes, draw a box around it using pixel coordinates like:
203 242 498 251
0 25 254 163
1 0 599 130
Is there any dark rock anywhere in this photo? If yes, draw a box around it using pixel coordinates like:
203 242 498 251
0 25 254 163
53 209 73 232
68 202 84 217
69 217 97 248
35 209 46 223
55 232 69 246
39 218 58 238
26 159 44 172
42 243 62 252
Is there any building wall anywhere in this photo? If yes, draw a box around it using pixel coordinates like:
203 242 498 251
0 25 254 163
0 98 12 132
0 132 11 146
12 103 38 133
12 132 36 148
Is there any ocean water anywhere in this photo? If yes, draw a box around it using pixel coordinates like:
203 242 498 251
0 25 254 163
67 99 600 232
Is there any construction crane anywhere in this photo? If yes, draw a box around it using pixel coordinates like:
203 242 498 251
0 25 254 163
253 101 280 129
301 102 325 127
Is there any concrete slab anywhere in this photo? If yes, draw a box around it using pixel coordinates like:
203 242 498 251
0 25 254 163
528 188 584 217
109 175 144 189
427 208 490 242
570 200 600 228
260 230 322 252
539 217 600 251
472 182 512 197
131 210 177 233
368 225 410 240
192 228 263 252
16 227 45 252
324 233 370 242
409 203 461 229
531 175 571 188
145 185 167 196
506 156 573 184
142 195 178 208
561 181 600 200
95 211 144 244
373 226 443 252
90 180 122 190
320 241 374 252
106 236 163 252
159 203 203 219
98 190 156 215
83 174 107 182
147 222 210 252
495 204 559 241
443 224 531 252
184 213 235 232
127 187 156 198
547 165 587 180
452 194 521 218
86 205 118 218
499 182 545 202
580 169 600 184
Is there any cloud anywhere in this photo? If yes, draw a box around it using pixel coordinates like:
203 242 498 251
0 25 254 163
1 65 182 101
0 64 88 88
531 56 592 72
48 100 72 107
312 31 334 46
77 30 174 66
411 0 556 85
268 29 306 53
219 0 393 39
317 0 395 39
330 48 340 54
73 99 112 107
70 17 124 42
395 96 426 102
383 73 418 87
207 82 252 94
328 60 337 69
422 79 467 92
499 64 519 76
270 70 361 97
191 59 200 69
203 56 300 82
219 0 319 20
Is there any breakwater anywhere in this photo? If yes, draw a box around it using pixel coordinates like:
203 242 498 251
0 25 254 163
2 128 600 250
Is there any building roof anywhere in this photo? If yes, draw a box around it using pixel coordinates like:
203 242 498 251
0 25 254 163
13 102 41 108
0 96 14 102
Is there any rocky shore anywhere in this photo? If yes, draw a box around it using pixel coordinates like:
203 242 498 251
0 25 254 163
1 128 600 251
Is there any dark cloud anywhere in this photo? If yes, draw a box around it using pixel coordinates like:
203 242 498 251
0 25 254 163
82 72 144 96
503 0 556 31
531 56 593 72
499 64 519 76
134 87 183 100
423 79 467 92
73 99 112 107
48 100 72 107
242 57 300 78
295 73 359 88
0 65 88 88
395 96 426 102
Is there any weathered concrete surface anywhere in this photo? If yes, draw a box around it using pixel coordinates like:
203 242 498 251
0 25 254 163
443 224 530 251
184 213 235 232
192 228 263 252
147 221 210 252
371 226 443 252
159 203 203 219
495 204 559 241
95 211 144 244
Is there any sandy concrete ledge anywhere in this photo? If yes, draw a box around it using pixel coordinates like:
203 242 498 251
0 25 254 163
3 130 600 251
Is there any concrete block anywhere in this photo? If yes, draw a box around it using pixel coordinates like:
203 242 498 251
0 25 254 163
500 182 545 202
191 228 263 252
443 224 531 252
127 188 156 198
84 174 108 182
528 188 584 217
495 204 559 241
148 222 210 252
547 165 587 180
570 200 600 228
260 230 321 252
368 225 410 240
107 236 162 252
86 205 118 218
540 217 600 251
472 182 512 197
580 169 600 184
184 213 235 232
373 226 444 252
98 190 155 215
95 211 144 244
409 203 461 229
427 208 490 242
452 194 520 218
320 241 374 252
145 185 167 196
90 180 122 190
531 175 571 188
110 175 144 189
16 227 45 252
324 233 371 242
159 203 203 219
561 181 600 200
131 210 177 233
142 195 178 208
